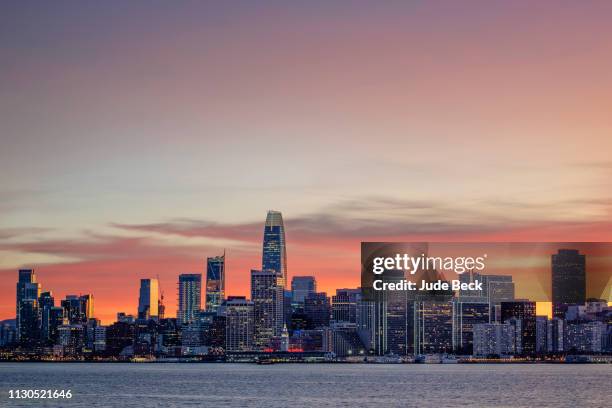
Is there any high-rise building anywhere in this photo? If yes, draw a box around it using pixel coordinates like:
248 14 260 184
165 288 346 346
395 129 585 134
501 301 536 355
304 292 331 329
291 276 316 305
473 322 517 356
206 254 225 312
535 316 548 354
474 274 515 323
332 288 360 324
38 291 55 341
61 294 94 325
366 269 412 356
0 322 17 346
16 269 41 343
547 317 564 353
224 296 254 352
58 323 85 354
565 321 605 353
552 249 586 318
47 307 64 344
177 274 202 325
61 295 80 323
452 301 490 354
262 210 287 288
138 278 159 320
80 294 94 320
251 269 283 348
414 300 454 355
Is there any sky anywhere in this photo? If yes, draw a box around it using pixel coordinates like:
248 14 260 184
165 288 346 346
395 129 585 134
1 2 612 324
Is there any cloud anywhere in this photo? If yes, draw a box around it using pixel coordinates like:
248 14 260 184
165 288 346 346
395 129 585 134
111 196 612 247
0 233 218 261
0 227 52 240
113 220 262 243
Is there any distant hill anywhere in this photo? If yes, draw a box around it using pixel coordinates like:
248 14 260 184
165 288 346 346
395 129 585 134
0 319 16 327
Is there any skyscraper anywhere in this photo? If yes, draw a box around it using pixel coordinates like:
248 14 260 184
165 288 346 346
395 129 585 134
332 288 361 324
472 322 517 356
304 292 331 329
61 294 94 324
291 276 316 305
79 294 94 320
16 269 41 343
206 254 225 312
552 249 586 318
501 300 536 355
251 269 283 348
262 210 287 288
62 295 82 324
477 274 515 322
224 296 254 352
178 274 202 325
138 278 159 320
414 301 454 355
38 291 55 341
452 301 490 354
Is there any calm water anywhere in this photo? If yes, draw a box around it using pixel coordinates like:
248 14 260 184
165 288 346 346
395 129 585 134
0 363 610 407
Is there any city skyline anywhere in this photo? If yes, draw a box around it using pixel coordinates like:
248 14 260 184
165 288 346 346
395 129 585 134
3 221 612 324
4 214 610 361
5 230 612 325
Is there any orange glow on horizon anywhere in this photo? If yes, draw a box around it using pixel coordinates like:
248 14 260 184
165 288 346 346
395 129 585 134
536 302 552 319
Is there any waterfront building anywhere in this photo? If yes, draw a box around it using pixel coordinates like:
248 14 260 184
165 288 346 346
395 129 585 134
93 325 106 353
105 321 135 357
472 322 517 356
414 300 454 355
565 321 605 353
452 301 490 354
331 322 366 357
501 301 536 355
547 317 564 353
536 316 548 354
0 321 17 346
58 323 85 354
251 269 283 348
224 296 254 352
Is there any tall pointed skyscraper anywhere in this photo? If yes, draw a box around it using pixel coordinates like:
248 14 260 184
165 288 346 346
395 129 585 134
262 210 287 288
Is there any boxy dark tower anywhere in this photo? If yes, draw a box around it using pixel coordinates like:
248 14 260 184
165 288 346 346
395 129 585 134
551 249 586 318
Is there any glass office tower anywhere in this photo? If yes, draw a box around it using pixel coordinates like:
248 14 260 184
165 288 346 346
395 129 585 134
178 274 202 325
262 210 287 288
206 254 225 312
138 278 159 320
